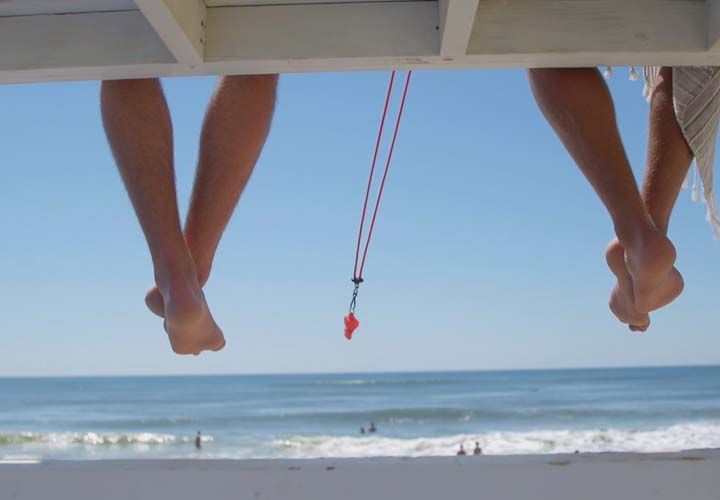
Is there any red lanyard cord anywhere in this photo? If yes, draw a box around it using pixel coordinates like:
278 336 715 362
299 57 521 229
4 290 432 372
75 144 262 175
347 70 412 326
356 71 412 283
352 71 396 283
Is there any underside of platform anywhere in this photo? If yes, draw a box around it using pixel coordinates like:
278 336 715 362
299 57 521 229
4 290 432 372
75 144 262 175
2 0 720 83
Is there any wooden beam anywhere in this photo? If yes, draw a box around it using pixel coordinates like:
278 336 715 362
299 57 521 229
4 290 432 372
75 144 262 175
708 0 720 49
134 0 206 65
3 1 720 84
438 0 481 57
0 11 174 73
6 49 720 85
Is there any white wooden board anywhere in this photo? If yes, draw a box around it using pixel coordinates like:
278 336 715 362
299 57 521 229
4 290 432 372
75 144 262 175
0 0 719 84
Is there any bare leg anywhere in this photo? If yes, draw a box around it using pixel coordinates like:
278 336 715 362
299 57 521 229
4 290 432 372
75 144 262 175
606 67 692 326
101 78 224 354
145 74 278 317
642 67 694 234
527 68 681 316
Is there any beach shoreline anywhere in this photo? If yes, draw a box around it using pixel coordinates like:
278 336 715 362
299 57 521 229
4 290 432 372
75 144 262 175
5 368 720 460
3 449 720 500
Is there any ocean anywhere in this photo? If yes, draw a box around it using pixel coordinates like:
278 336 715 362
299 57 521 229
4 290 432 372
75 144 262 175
1 366 720 460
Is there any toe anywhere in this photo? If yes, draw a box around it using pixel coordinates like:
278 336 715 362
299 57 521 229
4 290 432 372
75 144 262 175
629 317 650 332
212 338 227 352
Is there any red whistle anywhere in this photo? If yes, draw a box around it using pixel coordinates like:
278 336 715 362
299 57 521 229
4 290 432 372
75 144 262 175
344 313 360 340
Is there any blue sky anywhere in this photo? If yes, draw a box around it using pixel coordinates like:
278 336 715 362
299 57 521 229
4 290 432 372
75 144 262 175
0 69 718 376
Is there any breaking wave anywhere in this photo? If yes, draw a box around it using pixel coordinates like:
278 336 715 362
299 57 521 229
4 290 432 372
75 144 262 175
0 431 213 447
271 421 720 458
3 423 720 459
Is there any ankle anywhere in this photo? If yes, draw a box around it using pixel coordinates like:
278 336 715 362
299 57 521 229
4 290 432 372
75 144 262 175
614 220 657 251
154 256 199 294
189 253 212 288
653 220 670 235
182 234 214 287
196 265 211 288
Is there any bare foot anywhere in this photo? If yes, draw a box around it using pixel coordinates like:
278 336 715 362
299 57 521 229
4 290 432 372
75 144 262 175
623 229 684 314
605 239 650 332
159 276 225 355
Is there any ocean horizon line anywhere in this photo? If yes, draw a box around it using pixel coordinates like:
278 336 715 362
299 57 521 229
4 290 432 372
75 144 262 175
2 362 719 379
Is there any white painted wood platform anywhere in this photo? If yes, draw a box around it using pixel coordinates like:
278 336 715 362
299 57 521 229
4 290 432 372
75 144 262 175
1 0 720 84
2 450 720 500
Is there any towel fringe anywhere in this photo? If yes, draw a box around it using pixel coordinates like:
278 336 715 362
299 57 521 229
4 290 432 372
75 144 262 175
691 167 700 202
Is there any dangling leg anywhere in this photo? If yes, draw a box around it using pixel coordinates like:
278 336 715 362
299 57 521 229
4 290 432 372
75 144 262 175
606 67 692 326
527 68 681 318
642 67 694 235
100 78 224 354
145 74 278 316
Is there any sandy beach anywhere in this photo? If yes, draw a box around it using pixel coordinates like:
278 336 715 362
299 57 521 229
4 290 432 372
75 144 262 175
3 450 720 500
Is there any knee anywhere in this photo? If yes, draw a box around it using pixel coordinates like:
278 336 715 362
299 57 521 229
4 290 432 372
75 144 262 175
527 68 605 102
101 78 161 88
649 67 673 103
527 68 564 93
655 67 673 89
527 67 589 83
222 74 278 91
100 78 162 99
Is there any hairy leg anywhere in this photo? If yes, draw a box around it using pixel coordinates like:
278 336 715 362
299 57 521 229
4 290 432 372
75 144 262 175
146 74 278 317
606 68 693 326
527 67 679 316
642 67 694 234
101 78 224 354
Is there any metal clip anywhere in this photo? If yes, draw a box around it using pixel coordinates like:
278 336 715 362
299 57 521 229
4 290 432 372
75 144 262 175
349 279 362 313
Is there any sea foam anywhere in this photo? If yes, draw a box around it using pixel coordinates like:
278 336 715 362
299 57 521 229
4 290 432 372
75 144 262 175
0 431 213 447
271 421 720 458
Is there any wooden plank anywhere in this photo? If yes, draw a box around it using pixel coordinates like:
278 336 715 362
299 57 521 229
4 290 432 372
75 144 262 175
438 0 481 57
3 1 720 84
134 0 206 65
204 1 439 61
468 0 706 55
0 11 174 72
